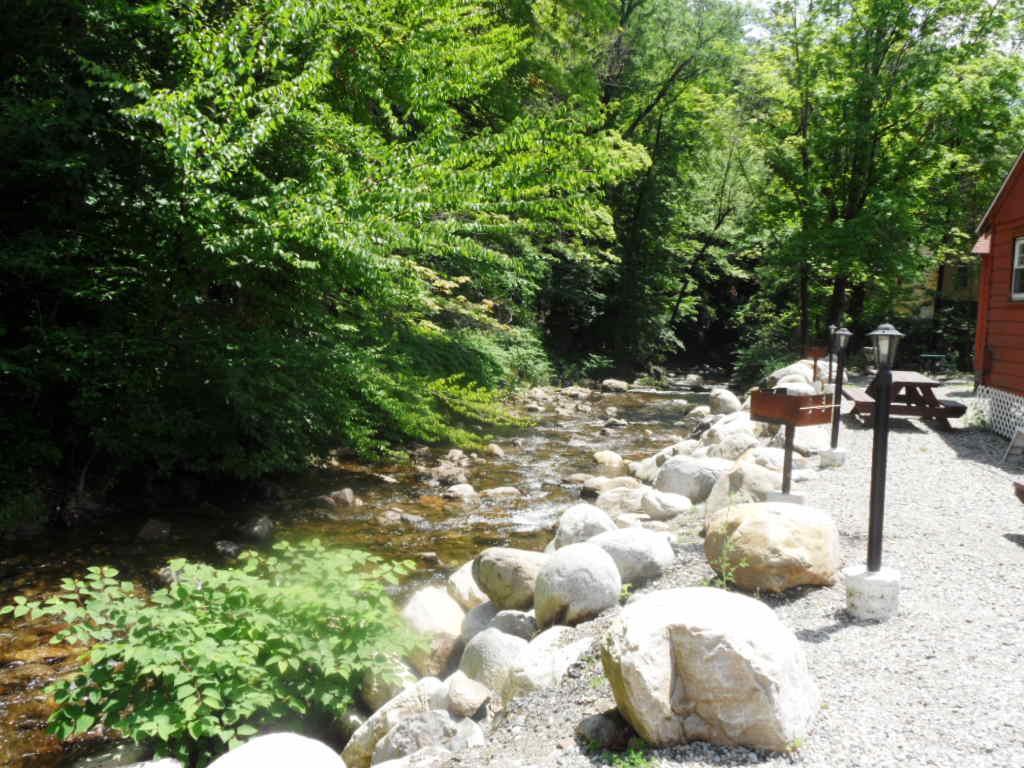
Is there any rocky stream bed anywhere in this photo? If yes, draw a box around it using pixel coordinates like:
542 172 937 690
3 367 1023 768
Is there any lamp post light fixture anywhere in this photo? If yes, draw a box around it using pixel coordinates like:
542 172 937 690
844 322 905 621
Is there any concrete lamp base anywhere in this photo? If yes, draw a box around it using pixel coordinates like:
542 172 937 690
819 448 847 468
844 564 900 621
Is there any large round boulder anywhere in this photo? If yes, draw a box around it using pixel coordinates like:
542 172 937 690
402 587 465 677
459 627 528 695
553 503 617 549
589 529 675 586
601 588 818 753
210 734 344 768
472 547 548 610
533 543 621 629
654 456 731 503
703 502 841 592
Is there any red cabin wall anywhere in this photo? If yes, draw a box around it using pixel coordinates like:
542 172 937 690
979 162 1024 397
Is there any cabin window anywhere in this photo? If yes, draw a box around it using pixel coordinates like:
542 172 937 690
1015 237 1024 300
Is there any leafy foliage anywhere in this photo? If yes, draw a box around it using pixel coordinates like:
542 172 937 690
1 541 416 766
0 0 644 494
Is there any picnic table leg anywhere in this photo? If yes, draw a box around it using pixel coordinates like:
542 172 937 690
782 424 795 494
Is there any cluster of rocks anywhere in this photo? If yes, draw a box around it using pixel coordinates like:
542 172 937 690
131 362 845 767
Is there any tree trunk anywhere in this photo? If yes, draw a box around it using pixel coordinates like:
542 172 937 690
799 262 809 353
827 274 848 328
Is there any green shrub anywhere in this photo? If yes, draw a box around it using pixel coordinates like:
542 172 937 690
2 540 417 766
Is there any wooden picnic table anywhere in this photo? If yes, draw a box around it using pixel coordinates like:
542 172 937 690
842 370 966 429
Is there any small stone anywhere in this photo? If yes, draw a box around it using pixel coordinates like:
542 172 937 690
215 540 242 558
446 670 491 718
601 379 630 392
489 610 538 640
575 710 635 752
137 518 172 542
238 515 274 542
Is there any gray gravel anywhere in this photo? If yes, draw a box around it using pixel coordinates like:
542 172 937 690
450 378 1024 768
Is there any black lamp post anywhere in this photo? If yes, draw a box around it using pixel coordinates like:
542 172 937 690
828 324 837 383
829 327 853 450
866 323 904 572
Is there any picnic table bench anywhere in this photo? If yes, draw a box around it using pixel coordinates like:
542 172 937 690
842 371 966 429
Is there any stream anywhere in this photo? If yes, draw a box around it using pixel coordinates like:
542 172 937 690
0 376 709 767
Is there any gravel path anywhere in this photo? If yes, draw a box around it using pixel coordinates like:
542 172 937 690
455 378 1024 768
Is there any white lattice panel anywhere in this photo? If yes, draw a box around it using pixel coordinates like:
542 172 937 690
976 385 1024 439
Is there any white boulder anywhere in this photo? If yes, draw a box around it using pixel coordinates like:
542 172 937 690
594 486 646 517
402 587 465 677
582 475 639 498
460 601 498 644
534 543 622 629
709 388 742 414
654 456 731 503
459 627 528 694
554 503 617 548
706 431 758 461
704 502 841 592
472 548 547 610
372 710 484 765
445 670 491 718
640 488 691 521
601 378 630 392
343 678 448 768
447 561 488 611
593 449 629 477
208 734 343 768
601 588 818 752
589 529 675 586
704 461 782 516
504 625 593 701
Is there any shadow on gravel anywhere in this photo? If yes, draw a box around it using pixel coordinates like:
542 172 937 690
795 610 853 644
1003 533 1024 549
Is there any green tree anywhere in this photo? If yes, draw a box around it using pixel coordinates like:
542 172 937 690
0 0 646 514
746 0 1024 346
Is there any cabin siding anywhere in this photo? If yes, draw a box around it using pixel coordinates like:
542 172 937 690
978 157 1024 397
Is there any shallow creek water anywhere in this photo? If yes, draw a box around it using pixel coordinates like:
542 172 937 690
0 378 708 767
